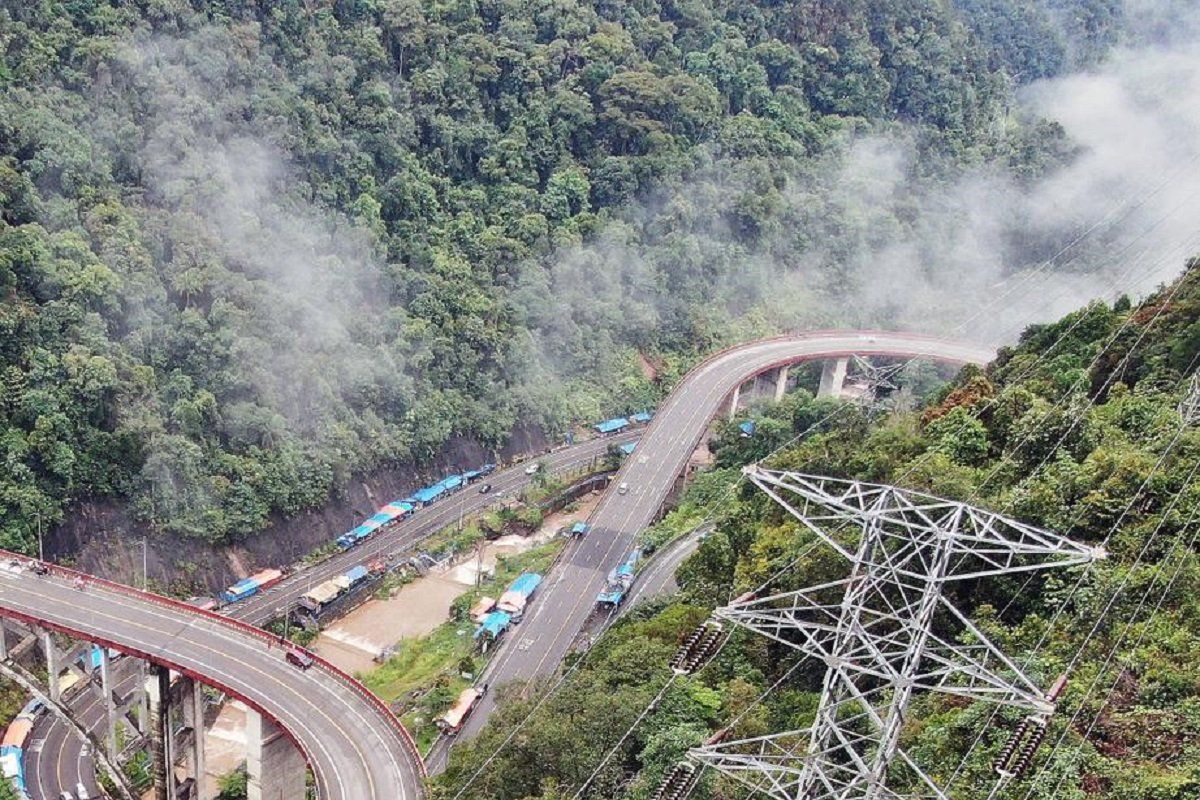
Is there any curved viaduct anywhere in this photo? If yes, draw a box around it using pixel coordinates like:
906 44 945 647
0 561 425 800
10 330 993 799
451 330 994 746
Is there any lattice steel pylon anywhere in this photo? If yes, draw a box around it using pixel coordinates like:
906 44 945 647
1179 371 1200 425
690 467 1104 800
848 356 905 404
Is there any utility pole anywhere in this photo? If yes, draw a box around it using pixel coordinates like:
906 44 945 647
475 538 486 588
690 467 1103 800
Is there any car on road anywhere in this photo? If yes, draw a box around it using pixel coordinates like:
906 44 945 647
478 483 493 493
76 783 90 800
285 648 314 670
524 462 541 475
32 562 49 576
617 482 629 495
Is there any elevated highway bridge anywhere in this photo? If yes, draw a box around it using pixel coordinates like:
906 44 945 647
5 330 993 799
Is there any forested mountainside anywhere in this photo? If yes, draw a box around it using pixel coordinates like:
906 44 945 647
440 262 1200 800
0 0 1123 551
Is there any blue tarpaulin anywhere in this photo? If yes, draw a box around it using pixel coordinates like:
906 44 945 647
412 484 445 504
506 573 542 597
474 610 512 639
571 522 588 535
344 565 369 585
594 417 630 434
739 420 756 437
631 411 653 424
619 442 636 455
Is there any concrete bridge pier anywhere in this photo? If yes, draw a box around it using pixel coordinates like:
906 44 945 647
178 677 209 800
727 383 742 420
246 709 307 800
146 664 176 800
818 357 849 398
774 365 790 402
98 646 119 762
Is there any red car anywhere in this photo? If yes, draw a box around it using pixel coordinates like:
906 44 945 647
285 648 314 670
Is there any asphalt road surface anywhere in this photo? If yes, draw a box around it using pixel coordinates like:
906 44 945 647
17 331 992 797
0 561 425 800
450 332 993 749
24 430 639 800
423 525 704 775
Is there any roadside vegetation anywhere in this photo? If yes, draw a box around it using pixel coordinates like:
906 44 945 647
363 540 564 751
438 265 1200 800
0 0 1124 552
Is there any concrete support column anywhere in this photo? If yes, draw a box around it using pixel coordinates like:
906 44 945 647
0 620 8 661
181 678 209 800
727 383 742 421
99 648 118 762
146 664 175 800
42 630 61 702
245 709 307 800
774 365 790 402
818 357 849 398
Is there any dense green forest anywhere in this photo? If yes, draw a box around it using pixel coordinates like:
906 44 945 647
438 263 1200 799
0 0 1126 551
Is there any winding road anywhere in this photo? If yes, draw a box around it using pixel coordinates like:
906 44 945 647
9 330 993 799
27 430 640 800
0 561 424 800
452 331 993 746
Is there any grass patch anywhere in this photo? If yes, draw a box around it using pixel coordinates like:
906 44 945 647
361 538 566 748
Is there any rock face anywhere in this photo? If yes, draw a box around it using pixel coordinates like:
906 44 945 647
48 428 549 593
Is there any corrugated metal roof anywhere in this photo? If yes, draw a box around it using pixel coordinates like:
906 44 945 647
1 719 31 749
594 417 630 434
507 573 542 596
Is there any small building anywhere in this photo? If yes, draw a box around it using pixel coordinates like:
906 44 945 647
473 610 513 651
469 596 497 623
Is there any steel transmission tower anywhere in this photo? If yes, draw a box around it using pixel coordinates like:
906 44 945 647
690 467 1104 800
1179 371 1200 425
848 356 905 404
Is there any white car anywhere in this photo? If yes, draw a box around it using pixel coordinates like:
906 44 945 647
76 784 90 800
524 463 540 475
617 482 629 495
